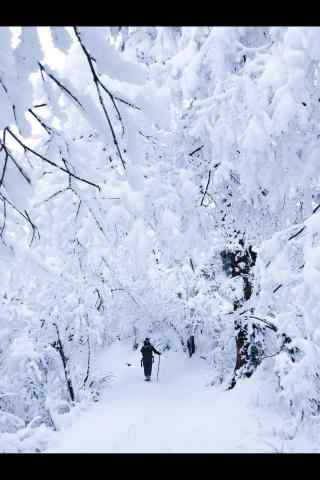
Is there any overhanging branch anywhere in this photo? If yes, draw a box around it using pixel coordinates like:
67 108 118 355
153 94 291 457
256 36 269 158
5 128 100 191
74 27 126 170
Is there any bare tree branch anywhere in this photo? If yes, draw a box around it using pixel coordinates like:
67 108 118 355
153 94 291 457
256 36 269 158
0 192 39 245
200 169 211 206
69 186 106 238
110 286 139 306
230 172 240 184
286 202 320 242
273 284 282 294
0 152 8 188
313 203 320 214
62 158 73 188
1 130 32 185
189 257 195 272
39 62 84 110
75 199 82 219
189 145 204 156
138 130 158 146
288 226 306 242
0 197 7 240
113 95 141 111
94 288 104 311
28 108 53 135
33 103 48 109
24 209 40 245
52 322 75 402
83 336 91 387
0 77 8 94
40 187 70 205
98 81 125 136
5 128 100 191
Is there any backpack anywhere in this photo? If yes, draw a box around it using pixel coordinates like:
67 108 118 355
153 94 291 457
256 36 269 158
141 343 153 361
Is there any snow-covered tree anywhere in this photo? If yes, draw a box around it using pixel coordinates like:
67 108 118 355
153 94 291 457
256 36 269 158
1 26 320 451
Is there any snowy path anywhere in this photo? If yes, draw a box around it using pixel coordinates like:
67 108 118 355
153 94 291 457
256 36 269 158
47 342 273 453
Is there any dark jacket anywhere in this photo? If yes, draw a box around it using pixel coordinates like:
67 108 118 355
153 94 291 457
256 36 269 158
140 342 160 362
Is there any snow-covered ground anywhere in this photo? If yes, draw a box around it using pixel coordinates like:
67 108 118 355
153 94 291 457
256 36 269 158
46 342 279 453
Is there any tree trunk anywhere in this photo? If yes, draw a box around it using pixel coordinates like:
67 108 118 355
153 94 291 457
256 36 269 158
187 335 195 357
234 318 249 372
52 323 75 402
226 242 260 389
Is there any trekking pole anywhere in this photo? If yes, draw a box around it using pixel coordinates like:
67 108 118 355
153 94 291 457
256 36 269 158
156 355 161 382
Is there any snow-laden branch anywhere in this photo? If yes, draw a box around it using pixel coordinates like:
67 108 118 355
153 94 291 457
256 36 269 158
73 27 126 170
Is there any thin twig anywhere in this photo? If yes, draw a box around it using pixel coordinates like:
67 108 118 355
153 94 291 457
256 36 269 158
138 130 158 146
24 209 40 245
285 202 320 242
39 62 84 110
189 145 204 156
0 152 8 188
0 197 6 239
0 192 39 245
98 82 125 136
114 95 141 110
288 226 306 242
2 131 32 185
261 350 281 360
33 103 48 109
28 108 53 135
230 172 240 184
200 169 211 206
94 288 103 311
83 336 91 387
75 199 82 218
70 187 106 237
273 284 282 294
248 315 278 332
41 188 70 204
189 257 195 272
0 77 8 94
62 158 72 188
313 203 320 214
110 287 139 306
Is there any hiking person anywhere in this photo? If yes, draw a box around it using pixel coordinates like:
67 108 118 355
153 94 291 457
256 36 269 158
140 338 161 381
187 335 195 357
